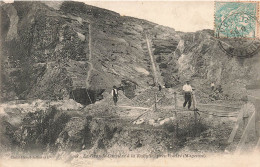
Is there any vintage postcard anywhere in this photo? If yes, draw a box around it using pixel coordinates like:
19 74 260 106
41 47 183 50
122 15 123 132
0 0 259 167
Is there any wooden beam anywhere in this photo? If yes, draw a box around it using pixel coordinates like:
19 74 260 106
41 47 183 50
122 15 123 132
235 111 256 154
228 109 244 143
197 103 240 109
118 106 150 110
174 92 177 110
154 92 158 112
192 91 198 135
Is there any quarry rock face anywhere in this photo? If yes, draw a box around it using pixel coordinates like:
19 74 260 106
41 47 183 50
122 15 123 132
1 1 260 103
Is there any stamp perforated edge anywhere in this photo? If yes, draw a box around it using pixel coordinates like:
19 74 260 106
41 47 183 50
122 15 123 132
214 1 260 40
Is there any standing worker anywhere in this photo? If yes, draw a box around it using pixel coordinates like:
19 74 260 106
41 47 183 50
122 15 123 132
211 82 215 91
111 86 119 106
183 81 192 110
158 84 162 91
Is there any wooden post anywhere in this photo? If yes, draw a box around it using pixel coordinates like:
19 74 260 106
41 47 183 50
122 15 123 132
192 91 198 135
154 92 157 112
86 89 93 104
71 89 76 101
194 111 197 124
174 92 177 110
192 91 197 110
228 109 244 143
47 100 50 109
254 98 260 152
247 93 260 152
173 91 178 136
194 110 198 136
235 111 256 154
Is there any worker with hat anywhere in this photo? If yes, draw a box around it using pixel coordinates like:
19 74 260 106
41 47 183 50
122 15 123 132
183 80 193 110
111 86 119 106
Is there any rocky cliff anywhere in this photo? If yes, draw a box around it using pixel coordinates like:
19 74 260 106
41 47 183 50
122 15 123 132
1 1 260 104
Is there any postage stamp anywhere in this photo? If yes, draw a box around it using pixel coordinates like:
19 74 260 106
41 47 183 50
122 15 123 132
215 1 259 38
215 1 260 58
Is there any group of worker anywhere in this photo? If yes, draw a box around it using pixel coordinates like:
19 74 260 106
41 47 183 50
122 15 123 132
111 80 217 110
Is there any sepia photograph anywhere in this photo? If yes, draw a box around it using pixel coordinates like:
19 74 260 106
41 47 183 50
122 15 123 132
0 0 259 166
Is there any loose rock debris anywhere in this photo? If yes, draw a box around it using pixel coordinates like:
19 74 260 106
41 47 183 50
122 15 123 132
1 2 260 165
1 85 254 161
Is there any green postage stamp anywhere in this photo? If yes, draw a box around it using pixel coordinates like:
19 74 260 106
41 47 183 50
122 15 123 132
215 1 260 58
215 1 259 38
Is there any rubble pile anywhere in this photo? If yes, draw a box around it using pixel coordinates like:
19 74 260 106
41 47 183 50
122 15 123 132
0 99 83 114
50 99 84 111
1 94 245 159
132 88 158 107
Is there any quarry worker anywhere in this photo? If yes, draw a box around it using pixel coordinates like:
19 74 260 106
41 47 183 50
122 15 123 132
216 85 223 93
159 84 162 91
183 81 192 110
211 82 215 91
111 86 119 106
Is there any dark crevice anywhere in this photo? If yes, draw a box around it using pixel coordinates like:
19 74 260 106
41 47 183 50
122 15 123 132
70 88 105 105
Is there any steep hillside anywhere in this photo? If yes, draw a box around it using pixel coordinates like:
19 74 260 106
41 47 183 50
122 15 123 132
1 1 260 104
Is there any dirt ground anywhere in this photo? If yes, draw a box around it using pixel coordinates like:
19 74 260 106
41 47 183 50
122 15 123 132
0 87 258 162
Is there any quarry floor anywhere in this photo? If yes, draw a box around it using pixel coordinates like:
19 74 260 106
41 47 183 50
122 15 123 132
0 87 257 163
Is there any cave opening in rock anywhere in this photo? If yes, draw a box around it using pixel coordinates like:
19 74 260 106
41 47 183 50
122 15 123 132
121 79 137 99
70 88 105 105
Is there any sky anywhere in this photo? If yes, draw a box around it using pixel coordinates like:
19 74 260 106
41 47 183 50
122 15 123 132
3 0 215 32
82 1 215 32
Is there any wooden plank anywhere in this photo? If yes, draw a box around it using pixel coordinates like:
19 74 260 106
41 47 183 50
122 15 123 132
198 108 238 115
196 110 237 118
235 111 256 154
131 111 150 123
197 103 240 109
228 124 240 143
118 106 150 110
174 92 177 110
